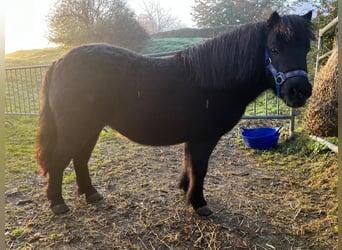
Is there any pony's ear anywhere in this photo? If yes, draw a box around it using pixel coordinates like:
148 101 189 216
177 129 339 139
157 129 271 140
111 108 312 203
302 11 312 21
267 11 281 28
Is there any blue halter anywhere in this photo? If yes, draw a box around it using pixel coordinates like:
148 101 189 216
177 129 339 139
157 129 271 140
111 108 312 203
265 50 308 97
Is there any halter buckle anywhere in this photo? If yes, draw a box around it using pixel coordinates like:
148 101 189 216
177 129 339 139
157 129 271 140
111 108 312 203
275 72 285 85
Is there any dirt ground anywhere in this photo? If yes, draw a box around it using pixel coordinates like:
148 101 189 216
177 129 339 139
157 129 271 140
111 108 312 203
5 124 337 249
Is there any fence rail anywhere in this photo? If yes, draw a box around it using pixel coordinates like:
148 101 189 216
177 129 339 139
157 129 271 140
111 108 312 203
5 53 297 135
315 17 338 81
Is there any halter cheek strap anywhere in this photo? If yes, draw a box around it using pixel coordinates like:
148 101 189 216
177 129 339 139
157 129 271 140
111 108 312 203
265 50 308 97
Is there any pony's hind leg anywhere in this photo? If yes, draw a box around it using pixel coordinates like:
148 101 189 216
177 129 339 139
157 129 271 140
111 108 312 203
179 170 189 193
73 130 103 203
48 114 103 213
47 155 73 214
180 136 220 216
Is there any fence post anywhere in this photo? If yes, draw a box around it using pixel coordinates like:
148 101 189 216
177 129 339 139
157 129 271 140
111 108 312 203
314 35 323 82
289 108 295 139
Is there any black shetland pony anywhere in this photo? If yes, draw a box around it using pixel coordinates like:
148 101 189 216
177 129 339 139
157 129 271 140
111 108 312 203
37 11 314 216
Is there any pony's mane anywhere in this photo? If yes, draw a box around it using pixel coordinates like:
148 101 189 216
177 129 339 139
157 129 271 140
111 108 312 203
176 14 315 90
177 22 267 90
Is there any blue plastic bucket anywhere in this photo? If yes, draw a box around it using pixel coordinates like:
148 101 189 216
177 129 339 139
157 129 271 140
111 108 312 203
241 127 282 150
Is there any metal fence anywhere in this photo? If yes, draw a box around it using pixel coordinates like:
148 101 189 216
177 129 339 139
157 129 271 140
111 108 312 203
5 65 48 116
4 53 296 134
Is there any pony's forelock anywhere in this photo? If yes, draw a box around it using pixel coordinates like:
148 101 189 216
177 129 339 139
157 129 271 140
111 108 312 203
273 14 315 43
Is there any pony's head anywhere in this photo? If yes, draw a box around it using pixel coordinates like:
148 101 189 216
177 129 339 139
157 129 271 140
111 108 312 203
265 11 315 108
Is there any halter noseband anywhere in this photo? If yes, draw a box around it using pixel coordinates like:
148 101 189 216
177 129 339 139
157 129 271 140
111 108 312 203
265 50 308 97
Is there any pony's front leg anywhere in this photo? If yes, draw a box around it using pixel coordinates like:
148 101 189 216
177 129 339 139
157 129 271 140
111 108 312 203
180 136 220 216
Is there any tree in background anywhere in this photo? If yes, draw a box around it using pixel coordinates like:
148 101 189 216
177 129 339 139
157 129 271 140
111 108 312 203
191 0 285 27
310 0 337 51
138 0 185 34
192 0 338 29
47 0 150 51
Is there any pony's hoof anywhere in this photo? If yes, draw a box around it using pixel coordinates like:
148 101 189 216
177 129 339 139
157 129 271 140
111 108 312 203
86 192 103 203
196 206 213 216
51 203 70 214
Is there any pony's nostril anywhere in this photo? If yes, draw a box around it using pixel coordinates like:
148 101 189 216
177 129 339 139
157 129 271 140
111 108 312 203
290 87 309 99
290 87 309 98
291 87 298 95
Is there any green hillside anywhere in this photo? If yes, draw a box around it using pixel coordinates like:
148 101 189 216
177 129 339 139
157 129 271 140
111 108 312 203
5 47 70 68
140 38 204 54
5 38 204 68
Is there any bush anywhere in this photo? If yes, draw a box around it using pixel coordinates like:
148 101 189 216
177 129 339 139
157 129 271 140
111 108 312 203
47 0 150 51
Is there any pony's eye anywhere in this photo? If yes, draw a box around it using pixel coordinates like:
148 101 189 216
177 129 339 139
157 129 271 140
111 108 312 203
271 48 279 54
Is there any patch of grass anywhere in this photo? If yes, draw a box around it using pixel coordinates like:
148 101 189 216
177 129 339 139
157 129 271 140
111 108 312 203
5 116 38 186
249 129 337 191
9 227 28 238
63 171 76 186
245 90 291 116
240 124 338 244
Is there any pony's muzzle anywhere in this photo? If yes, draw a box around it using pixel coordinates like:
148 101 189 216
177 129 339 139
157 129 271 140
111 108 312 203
281 77 312 108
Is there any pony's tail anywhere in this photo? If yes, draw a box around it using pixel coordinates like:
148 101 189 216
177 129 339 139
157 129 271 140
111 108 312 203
36 62 57 177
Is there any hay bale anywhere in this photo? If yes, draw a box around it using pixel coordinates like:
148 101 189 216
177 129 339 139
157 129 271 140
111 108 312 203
306 48 338 137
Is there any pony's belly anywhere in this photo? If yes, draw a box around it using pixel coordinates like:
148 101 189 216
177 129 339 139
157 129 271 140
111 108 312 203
110 116 201 146
108 108 238 146
115 130 187 146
